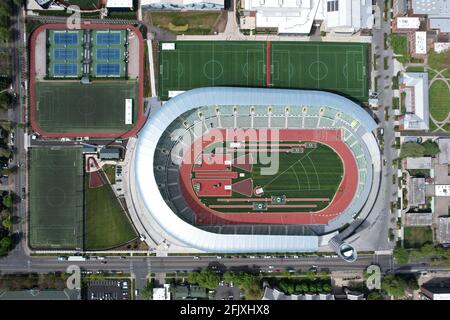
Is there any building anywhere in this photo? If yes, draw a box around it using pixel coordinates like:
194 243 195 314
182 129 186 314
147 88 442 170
241 0 374 35
393 0 408 18
27 0 64 10
409 178 426 207
438 138 450 164
405 157 432 170
153 284 171 300
262 287 334 300
140 0 224 10
400 73 429 131
395 17 421 31
128 87 380 257
99 148 121 160
404 212 433 226
106 0 134 9
421 278 450 300
437 217 450 244
412 0 450 33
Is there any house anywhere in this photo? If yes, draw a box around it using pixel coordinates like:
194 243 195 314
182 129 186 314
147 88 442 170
242 0 373 35
421 278 450 300
404 212 433 226
405 157 432 170
437 217 450 244
409 178 426 206
262 287 334 300
140 0 224 10
98 147 121 160
400 73 429 131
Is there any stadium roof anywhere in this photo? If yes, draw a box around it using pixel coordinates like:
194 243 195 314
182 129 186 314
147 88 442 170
132 87 378 253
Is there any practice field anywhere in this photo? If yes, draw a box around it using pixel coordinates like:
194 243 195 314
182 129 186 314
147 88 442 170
158 41 267 100
270 42 369 102
85 171 137 250
196 142 344 213
29 146 83 249
35 80 138 133
158 41 369 102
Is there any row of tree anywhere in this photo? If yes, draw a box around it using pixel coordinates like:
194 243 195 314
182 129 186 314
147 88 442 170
276 279 332 295
0 192 13 256
400 140 441 158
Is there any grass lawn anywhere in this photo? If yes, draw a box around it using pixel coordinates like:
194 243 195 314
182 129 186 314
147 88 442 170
404 226 433 248
146 10 222 35
102 164 116 185
389 34 409 63
428 49 450 71
85 174 137 250
406 66 425 73
429 80 450 122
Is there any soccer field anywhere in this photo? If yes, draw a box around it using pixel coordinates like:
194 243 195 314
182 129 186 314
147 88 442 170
270 42 369 101
29 146 83 249
35 80 138 133
158 41 267 100
198 142 344 213
158 41 369 102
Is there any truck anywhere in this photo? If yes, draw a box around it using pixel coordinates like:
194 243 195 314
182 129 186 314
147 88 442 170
67 256 86 262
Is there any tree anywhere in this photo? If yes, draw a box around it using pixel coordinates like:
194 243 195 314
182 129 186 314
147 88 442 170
2 194 12 208
0 147 11 158
381 274 417 298
0 236 11 256
0 92 12 110
367 291 384 300
393 247 410 264
140 280 154 300
187 270 220 290
1 217 12 230
400 142 425 158
422 140 440 157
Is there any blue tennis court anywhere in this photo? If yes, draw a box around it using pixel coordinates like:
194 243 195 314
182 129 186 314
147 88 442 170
54 48 78 60
54 32 78 45
53 64 78 77
96 64 120 76
96 48 121 60
96 33 121 45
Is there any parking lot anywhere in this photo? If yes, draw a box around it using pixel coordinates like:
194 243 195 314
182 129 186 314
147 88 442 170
85 280 130 300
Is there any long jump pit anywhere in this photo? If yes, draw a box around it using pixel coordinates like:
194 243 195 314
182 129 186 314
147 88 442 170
179 128 358 226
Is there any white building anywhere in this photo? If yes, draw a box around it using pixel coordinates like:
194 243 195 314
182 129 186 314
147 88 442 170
107 0 134 9
242 0 374 35
141 0 224 10
400 72 429 131
153 284 171 300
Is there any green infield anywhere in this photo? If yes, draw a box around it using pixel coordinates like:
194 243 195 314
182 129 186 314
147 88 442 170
85 172 137 250
35 80 138 133
29 146 83 249
199 142 343 213
270 42 369 102
158 41 369 102
158 41 267 100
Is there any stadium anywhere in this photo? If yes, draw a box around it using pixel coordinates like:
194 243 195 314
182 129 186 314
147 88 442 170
126 87 381 262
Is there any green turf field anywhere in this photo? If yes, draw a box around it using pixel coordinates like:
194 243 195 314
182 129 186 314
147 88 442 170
158 41 369 102
270 42 369 102
35 80 138 133
29 146 83 249
158 41 267 100
199 142 344 213
85 172 137 250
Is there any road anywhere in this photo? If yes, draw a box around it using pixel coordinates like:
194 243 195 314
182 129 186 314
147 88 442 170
7 0 29 262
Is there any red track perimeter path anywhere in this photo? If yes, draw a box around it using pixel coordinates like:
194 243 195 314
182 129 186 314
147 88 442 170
29 24 146 138
179 129 359 225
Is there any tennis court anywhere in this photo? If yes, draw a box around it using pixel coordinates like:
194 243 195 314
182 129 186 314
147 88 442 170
93 30 126 46
158 41 369 102
96 48 121 60
52 64 79 77
35 80 138 133
94 63 122 77
54 48 78 60
53 30 80 45
158 41 267 100
29 146 83 249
